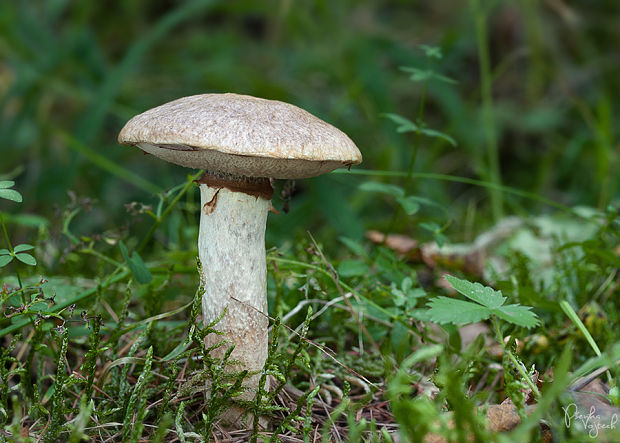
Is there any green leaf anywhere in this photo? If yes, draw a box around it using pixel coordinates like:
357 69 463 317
383 112 456 146
119 241 153 284
390 321 409 358
493 305 540 328
382 113 418 133
0 189 23 203
0 255 13 267
359 181 405 197
339 236 368 258
420 222 449 247
432 72 458 84
401 277 413 292
0 181 22 202
444 274 506 309
129 252 152 284
396 196 420 215
162 340 192 362
409 309 434 322
337 260 369 278
400 66 457 85
420 222 440 233
559 300 600 355
435 233 448 248
15 253 36 266
13 244 35 253
427 297 491 324
403 195 450 218
119 241 131 261
400 344 443 371
420 44 442 59
419 128 457 146
0 248 10 255
442 275 540 328
400 67 433 82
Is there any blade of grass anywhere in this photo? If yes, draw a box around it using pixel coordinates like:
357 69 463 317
58 129 161 195
472 0 503 221
559 300 612 384
74 0 220 144
559 301 602 356
138 170 203 251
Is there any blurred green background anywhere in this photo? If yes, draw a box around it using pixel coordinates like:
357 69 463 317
1 0 618 259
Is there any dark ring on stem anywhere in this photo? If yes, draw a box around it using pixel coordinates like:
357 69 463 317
196 171 274 200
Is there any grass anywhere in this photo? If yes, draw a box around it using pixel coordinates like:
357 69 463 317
1 0 619 441
1 172 618 441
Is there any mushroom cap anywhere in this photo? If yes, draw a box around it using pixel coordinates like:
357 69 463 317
118 93 362 179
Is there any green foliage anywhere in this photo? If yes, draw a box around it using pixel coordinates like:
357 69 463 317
400 66 457 84
359 181 447 219
0 181 23 203
383 113 457 146
0 187 617 441
67 396 94 443
0 250 11 268
122 345 153 441
0 336 19 425
428 275 540 328
386 345 445 441
1 0 620 441
0 243 36 267
119 240 152 284
0 181 35 288
81 315 102 401
43 326 69 443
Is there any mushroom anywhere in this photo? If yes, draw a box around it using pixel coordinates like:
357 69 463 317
118 93 361 407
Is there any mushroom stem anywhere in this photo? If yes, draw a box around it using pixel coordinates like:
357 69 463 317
198 182 270 397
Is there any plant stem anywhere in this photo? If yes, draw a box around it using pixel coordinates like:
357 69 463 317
491 316 541 398
472 0 503 222
80 247 124 268
406 80 428 189
380 77 429 251
0 211 22 289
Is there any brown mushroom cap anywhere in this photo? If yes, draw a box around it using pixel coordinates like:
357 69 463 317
118 93 362 179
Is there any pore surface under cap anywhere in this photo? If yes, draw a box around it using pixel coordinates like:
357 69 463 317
118 93 362 179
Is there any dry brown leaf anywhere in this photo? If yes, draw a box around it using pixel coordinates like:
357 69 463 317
365 230 420 257
423 432 450 443
421 402 523 443
365 230 485 276
421 243 485 277
367 218 524 278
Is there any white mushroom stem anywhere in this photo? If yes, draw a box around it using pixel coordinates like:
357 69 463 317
198 183 269 396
